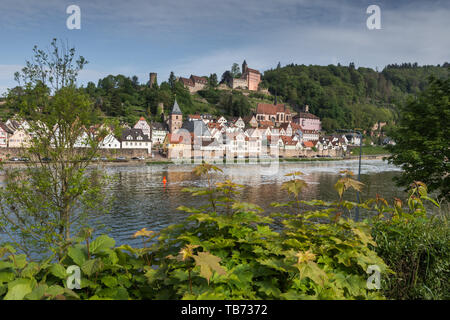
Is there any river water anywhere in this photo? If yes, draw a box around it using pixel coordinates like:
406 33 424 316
85 159 406 247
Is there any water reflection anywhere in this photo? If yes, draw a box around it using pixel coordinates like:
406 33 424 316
96 160 404 247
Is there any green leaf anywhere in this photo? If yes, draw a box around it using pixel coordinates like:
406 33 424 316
68 247 87 266
4 279 34 300
0 271 15 283
20 262 40 278
9 254 27 269
49 264 67 280
46 285 65 297
89 235 116 255
101 275 118 288
24 284 47 300
81 259 104 277
256 279 282 297
297 261 328 286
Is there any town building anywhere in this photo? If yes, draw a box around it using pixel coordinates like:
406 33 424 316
151 122 168 146
292 105 321 131
100 133 121 149
0 123 13 148
8 128 31 148
133 117 151 139
255 103 292 125
120 128 152 152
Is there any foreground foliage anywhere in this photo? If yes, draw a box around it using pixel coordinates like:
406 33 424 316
0 165 446 300
370 182 449 299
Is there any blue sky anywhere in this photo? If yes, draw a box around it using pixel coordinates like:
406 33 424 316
0 0 449 94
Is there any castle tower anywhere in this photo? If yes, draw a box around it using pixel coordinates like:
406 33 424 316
169 99 183 133
149 73 157 87
242 60 248 75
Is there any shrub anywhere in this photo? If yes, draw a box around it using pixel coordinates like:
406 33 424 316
370 182 450 299
3 166 445 300
146 167 388 299
0 165 390 300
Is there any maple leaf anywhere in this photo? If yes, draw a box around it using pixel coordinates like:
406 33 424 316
282 179 308 197
179 244 199 261
193 251 226 284
295 250 316 264
133 228 154 238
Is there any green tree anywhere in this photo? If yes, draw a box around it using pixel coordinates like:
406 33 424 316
208 73 218 88
231 63 241 78
387 76 450 201
0 39 111 258
168 72 176 90
220 71 233 86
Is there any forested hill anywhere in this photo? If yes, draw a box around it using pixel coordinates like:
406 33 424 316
2 62 448 134
261 63 450 132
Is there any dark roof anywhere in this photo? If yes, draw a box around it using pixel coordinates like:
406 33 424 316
181 120 211 136
120 128 151 142
0 122 13 134
151 122 168 131
171 99 182 115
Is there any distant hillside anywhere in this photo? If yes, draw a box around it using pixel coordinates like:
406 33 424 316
2 63 448 132
261 63 450 132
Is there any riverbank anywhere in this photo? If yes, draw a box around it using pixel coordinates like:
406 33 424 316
0 154 390 168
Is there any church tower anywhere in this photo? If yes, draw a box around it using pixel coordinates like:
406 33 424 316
169 99 183 133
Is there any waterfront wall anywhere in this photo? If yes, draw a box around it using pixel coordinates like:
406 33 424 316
0 148 151 159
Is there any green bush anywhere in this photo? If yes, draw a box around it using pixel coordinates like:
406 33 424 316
1 166 445 300
370 183 449 299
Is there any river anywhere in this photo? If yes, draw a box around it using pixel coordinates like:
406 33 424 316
84 159 406 247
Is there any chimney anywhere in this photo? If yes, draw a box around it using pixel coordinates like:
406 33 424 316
305 105 309 113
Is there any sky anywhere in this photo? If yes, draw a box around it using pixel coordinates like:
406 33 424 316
0 0 449 94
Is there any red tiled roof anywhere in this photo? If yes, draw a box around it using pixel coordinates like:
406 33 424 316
167 133 192 144
303 141 315 148
246 68 260 74
258 121 274 129
281 136 296 145
294 112 320 120
256 103 290 115
208 122 223 129
190 75 208 84
180 77 194 87
188 114 202 119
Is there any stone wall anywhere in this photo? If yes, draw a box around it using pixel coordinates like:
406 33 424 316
0 148 151 159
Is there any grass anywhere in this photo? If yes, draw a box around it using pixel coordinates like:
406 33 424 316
350 145 389 156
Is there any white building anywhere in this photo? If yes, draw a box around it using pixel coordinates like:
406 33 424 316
120 128 152 153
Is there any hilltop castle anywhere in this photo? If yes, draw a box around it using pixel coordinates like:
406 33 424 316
232 60 261 91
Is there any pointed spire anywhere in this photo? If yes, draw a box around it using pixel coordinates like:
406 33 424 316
171 98 182 115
